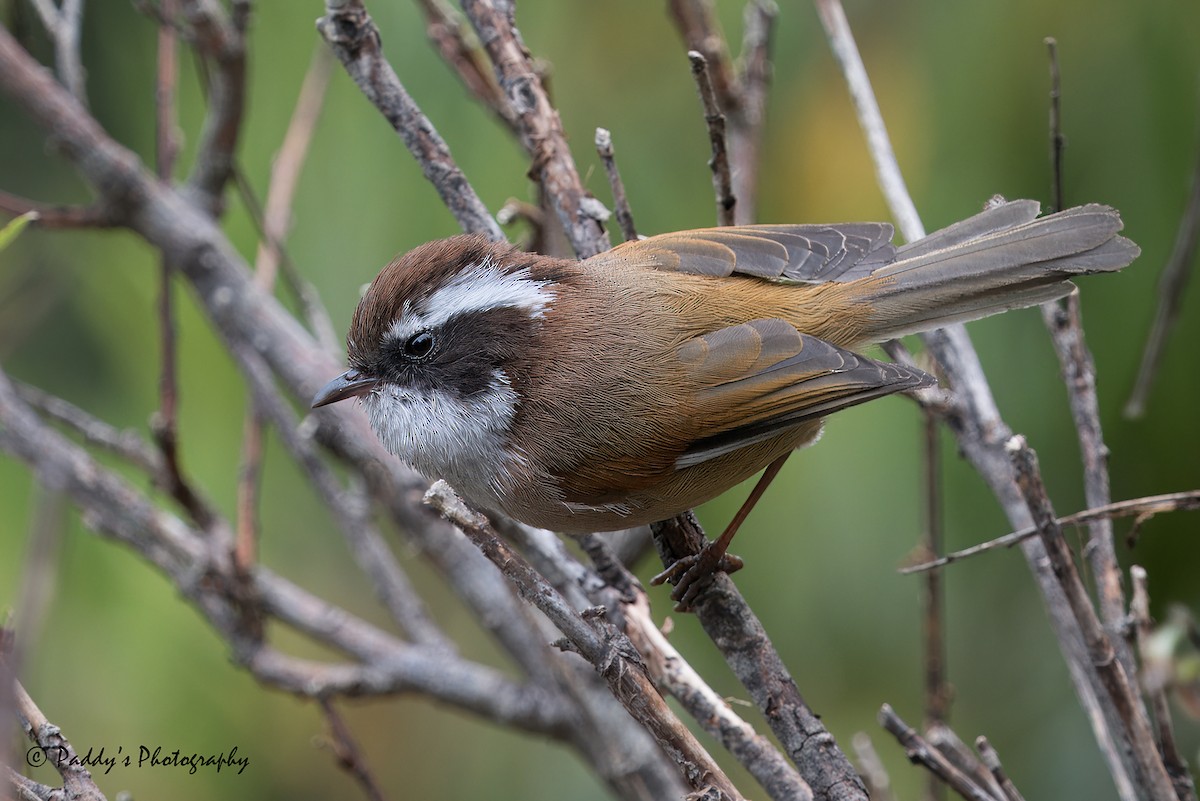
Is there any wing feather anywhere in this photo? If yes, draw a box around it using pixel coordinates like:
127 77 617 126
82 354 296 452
674 319 933 468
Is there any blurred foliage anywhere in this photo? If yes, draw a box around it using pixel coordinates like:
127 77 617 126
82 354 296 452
1 1 1199 799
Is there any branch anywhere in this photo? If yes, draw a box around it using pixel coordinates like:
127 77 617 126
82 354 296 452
622 578 812 801
1007 436 1177 801
318 0 503 240
1125 112 1200 418
414 0 514 128
901 490 1200 574
668 0 777 223
180 0 248 216
595 127 638 241
811 3 1164 796
688 51 736 226
1130 567 1198 801
27 0 87 104
10 677 108 801
426 482 745 801
1040 38 1135 683
652 514 868 801
460 0 610 256
877 705 997 801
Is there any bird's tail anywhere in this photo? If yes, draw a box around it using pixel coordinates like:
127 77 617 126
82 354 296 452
856 199 1138 342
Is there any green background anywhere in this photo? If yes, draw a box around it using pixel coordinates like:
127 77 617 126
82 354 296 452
1 1 1198 799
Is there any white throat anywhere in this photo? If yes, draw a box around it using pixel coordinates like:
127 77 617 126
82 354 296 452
360 373 522 508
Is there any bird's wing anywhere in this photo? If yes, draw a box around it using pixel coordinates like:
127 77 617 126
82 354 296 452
587 223 897 283
673 318 933 468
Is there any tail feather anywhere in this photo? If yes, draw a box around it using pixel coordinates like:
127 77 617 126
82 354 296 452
859 201 1139 341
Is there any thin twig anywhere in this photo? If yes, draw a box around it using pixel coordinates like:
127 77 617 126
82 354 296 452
921 407 949 801
1040 38 1136 686
651 513 869 801
426 482 746 801
237 43 336 570
927 725 1002 801
852 733 898 801
459 0 611 256
0 191 117 228
1125 110 1200 418
901 490 1200 574
813 0 923 242
1045 38 1064 214
668 0 776 223
27 0 87 104
585 539 812 801
877 705 996 801
595 128 638 241
688 51 736 226
318 698 389 801
1007 436 1177 801
12 381 162 475
151 0 212 533
318 0 503 241
1130 566 1198 801
181 0 248 216
414 0 514 129
975 736 1027 801
813 3 1152 794
11 677 108 801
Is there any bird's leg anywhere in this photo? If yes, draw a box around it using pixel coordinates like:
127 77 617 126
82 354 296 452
651 452 791 610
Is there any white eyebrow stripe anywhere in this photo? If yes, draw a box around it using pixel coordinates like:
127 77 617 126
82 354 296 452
385 257 554 344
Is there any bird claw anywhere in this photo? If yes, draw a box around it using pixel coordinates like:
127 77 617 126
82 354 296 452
650 545 744 611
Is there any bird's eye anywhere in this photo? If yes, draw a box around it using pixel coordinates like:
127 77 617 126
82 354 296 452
403 330 435 360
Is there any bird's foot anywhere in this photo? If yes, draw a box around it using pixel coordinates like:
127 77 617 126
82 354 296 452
650 545 744 611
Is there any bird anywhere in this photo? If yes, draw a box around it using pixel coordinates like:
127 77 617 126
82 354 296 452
312 198 1137 606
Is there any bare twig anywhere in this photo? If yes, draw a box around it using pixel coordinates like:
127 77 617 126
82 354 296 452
901 490 1200 574
688 51 736 226
595 128 638 241
813 0 923 242
921 409 949 801
0 191 118 228
317 0 503 241
1045 38 1064 214
652 514 868 801
927 725 1002 801
877 705 996 801
12 381 162 475
1007 436 1177 801
590 543 812 801
10 677 108 801
426 483 745 801
1131 567 1198 801
253 44 333 294
814 3 1156 795
181 0 248 216
1125 113 1200 418
151 0 213 534
668 0 776 223
414 0 514 128
1040 38 1136 685
27 0 87 104
975 736 1027 801
852 733 898 801
459 0 610 257
318 698 389 801
237 42 336 570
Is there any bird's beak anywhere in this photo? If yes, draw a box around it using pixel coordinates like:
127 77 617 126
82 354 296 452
311 370 380 408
